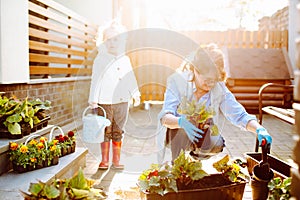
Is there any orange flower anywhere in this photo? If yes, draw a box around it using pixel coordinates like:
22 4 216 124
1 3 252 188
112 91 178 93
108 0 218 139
30 157 37 163
52 139 59 145
20 145 28 153
40 137 47 143
50 145 57 151
29 139 37 146
9 142 18 151
37 142 45 150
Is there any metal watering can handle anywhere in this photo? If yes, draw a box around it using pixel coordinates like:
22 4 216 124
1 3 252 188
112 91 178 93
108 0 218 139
82 105 107 119
49 125 64 140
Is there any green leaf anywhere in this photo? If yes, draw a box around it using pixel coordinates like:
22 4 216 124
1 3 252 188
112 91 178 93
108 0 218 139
29 118 34 128
44 184 60 199
28 182 44 196
6 113 22 123
69 168 89 190
8 122 21 134
71 188 89 199
33 116 40 125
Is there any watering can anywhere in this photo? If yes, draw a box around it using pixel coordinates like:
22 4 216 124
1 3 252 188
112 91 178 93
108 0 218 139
82 106 111 143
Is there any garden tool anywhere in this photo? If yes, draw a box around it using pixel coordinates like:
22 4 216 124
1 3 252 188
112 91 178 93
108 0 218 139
251 139 274 200
99 142 110 170
252 139 273 181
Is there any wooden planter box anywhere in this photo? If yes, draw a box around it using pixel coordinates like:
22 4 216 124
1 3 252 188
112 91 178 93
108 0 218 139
140 174 246 200
244 152 292 179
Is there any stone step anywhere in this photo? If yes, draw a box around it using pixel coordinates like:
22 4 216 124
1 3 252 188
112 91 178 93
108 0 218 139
0 146 88 200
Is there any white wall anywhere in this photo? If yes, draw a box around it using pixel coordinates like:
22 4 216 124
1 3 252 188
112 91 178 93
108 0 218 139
289 0 298 71
53 0 113 26
0 0 29 84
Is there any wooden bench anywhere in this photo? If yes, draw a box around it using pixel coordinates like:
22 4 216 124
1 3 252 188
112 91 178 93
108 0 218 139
256 82 294 152
258 83 294 125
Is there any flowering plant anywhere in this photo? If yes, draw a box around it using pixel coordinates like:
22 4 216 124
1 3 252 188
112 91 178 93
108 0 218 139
138 151 208 196
67 130 76 145
138 152 245 196
9 142 35 168
47 138 61 164
9 137 47 168
54 130 76 156
9 136 61 169
29 137 48 166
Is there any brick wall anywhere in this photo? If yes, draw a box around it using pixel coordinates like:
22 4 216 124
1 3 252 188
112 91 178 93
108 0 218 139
0 78 91 128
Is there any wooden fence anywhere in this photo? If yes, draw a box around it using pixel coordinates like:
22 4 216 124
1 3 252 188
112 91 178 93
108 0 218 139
26 0 289 102
28 0 98 78
127 30 289 101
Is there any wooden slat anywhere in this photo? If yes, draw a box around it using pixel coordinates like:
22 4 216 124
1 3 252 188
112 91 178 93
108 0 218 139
29 40 91 57
234 93 285 100
30 66 92 75
262 106 295 124
33 0 97 33
228 85 293 93
226 79 291 87
29 28 94 50
29 53 93 66
29 1 96 38
29 15 94 43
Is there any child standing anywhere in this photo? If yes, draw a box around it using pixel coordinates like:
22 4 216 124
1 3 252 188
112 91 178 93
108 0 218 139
88 22 140 169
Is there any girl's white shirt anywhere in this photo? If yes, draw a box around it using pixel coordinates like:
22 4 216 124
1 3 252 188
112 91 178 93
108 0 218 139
89 50 140 104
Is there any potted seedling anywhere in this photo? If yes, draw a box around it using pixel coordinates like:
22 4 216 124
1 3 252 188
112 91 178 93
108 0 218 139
138 151 247 200
177 97 219 158
0 95 51 138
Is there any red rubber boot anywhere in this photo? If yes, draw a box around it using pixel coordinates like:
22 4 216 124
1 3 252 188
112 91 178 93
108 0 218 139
111 141 124 170
98 142 110 170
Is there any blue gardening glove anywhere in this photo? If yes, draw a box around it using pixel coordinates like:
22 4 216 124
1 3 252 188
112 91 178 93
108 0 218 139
178 116 204 143
256 127 272 146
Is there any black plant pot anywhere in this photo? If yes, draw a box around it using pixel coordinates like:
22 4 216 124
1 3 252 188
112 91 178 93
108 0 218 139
250 175 273 200
12 162 34 173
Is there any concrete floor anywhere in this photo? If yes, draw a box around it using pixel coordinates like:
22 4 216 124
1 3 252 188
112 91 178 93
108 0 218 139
77 104 297 199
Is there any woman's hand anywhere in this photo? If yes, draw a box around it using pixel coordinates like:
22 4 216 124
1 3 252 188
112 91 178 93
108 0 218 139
256 127 272 146
178 116 204 143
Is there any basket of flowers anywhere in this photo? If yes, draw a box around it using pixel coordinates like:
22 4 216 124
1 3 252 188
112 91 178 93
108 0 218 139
49 126 76 157
8 134 60 173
